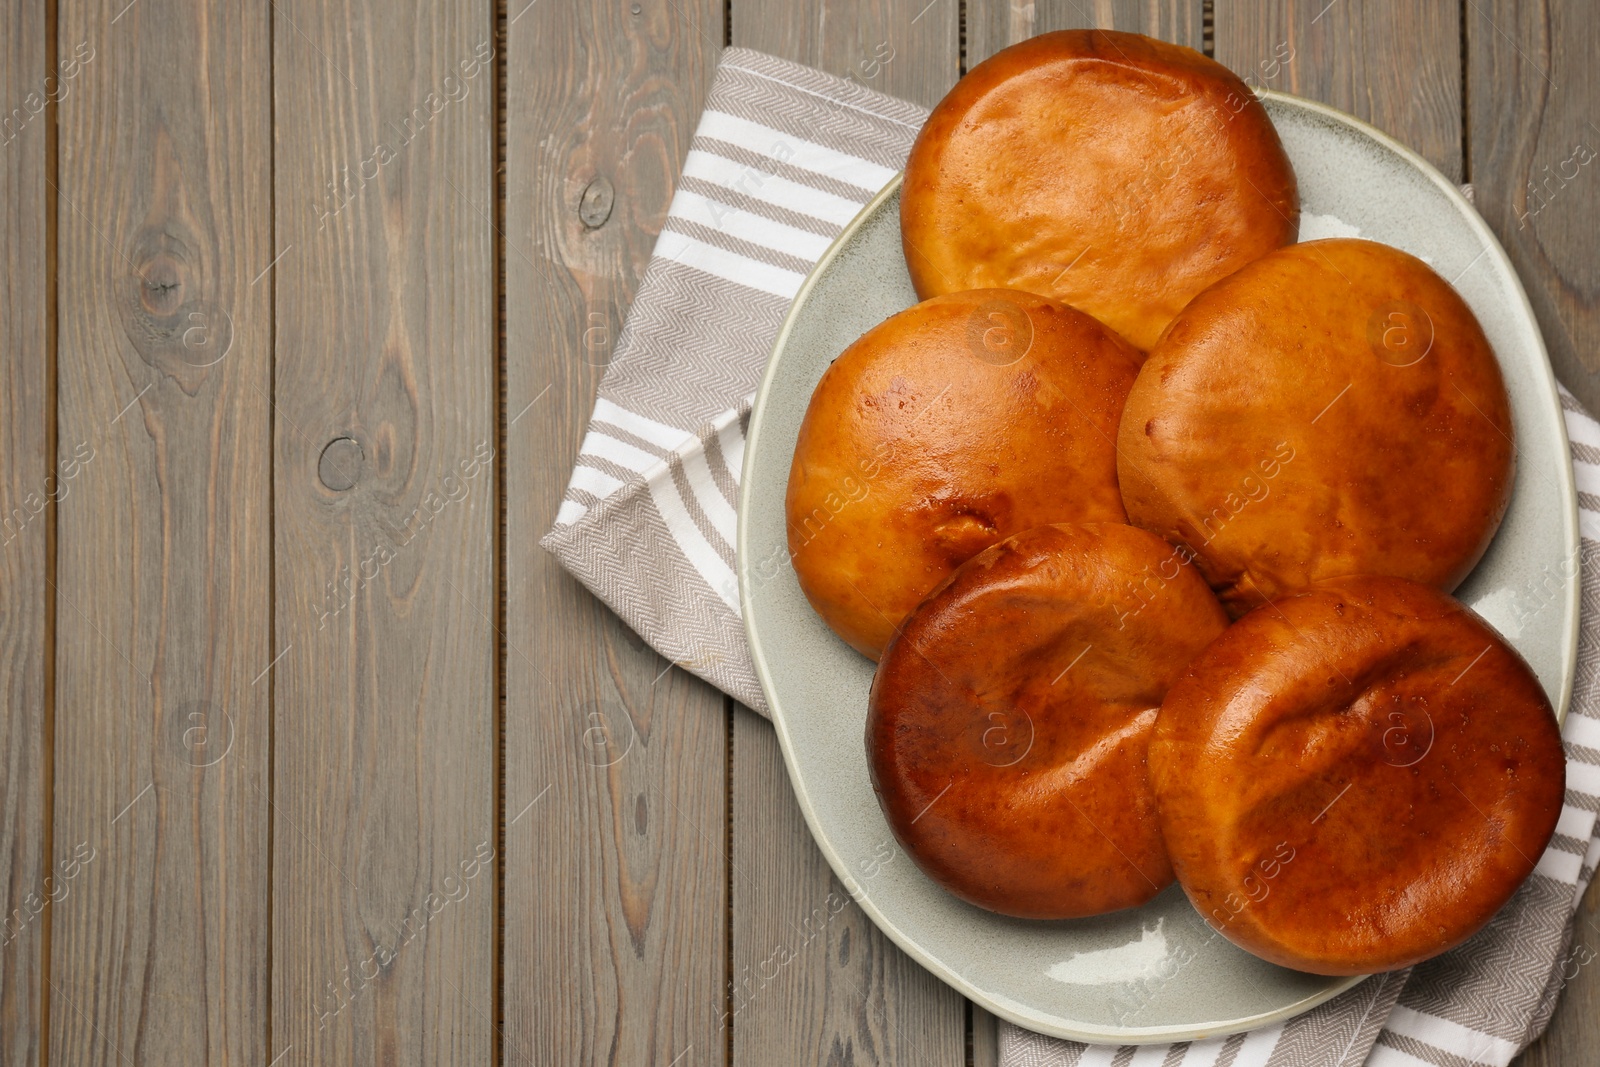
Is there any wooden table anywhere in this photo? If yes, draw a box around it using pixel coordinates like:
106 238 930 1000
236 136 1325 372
0 0 1596 1063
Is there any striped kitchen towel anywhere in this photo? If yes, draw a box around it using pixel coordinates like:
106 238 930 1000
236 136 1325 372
540 47 1600 1067
540 50 924 712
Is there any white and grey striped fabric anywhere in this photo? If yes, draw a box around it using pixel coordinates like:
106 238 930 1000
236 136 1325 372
540 48 1600 1067
540 50 924 712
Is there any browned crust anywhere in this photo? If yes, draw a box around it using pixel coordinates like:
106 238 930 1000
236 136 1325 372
902 29 1298 350
1150 576 1564 974
1118 238 1515 618
867 522 1230 919
786 289 1142 659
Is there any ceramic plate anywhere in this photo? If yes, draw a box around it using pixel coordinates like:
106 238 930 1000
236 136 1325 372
738 91 1578 1044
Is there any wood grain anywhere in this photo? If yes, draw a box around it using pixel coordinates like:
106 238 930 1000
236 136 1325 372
269 0 497 1062
501 1 730 1064
727 4 967 1064
1216 0 1462 180
730 714 967 1066
49 0 273 1061
0 0 51 1061
731 0 960 104
1465 0 1600 411
972 1001 1000 1067
968 0 1205 67
8 3 1594 1067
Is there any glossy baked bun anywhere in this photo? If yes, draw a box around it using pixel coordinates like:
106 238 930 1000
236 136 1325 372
1118 238 1514 618
901 29 1298 351
786 289 1141 660
1151 576 1564 975
867 523 1230 919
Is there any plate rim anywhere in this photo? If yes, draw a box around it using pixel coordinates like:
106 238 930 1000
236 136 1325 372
737 88 1578 1044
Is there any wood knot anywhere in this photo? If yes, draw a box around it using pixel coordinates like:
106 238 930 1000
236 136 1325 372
578 175 615 229
140 256 186 315
318 437 366 491
118 227 233 388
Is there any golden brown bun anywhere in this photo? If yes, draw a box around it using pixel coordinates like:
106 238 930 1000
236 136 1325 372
1118 238 1514 617
1151 576 1564 975
786 289 1141 659
867 523 1230 919
901 29 1298 351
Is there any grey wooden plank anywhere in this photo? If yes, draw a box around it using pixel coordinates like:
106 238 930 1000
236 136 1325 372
969 0 1205 67
0 0 51 1061
972 1000 1001 1067
269 0 497 1061
1465 0 1600 412
730 712 968 1066
732 0 960 103
501 0 731 1064
1216 0 1462 180
1466 0 1600 1049
49 0 273 1061
728 4 967 1063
